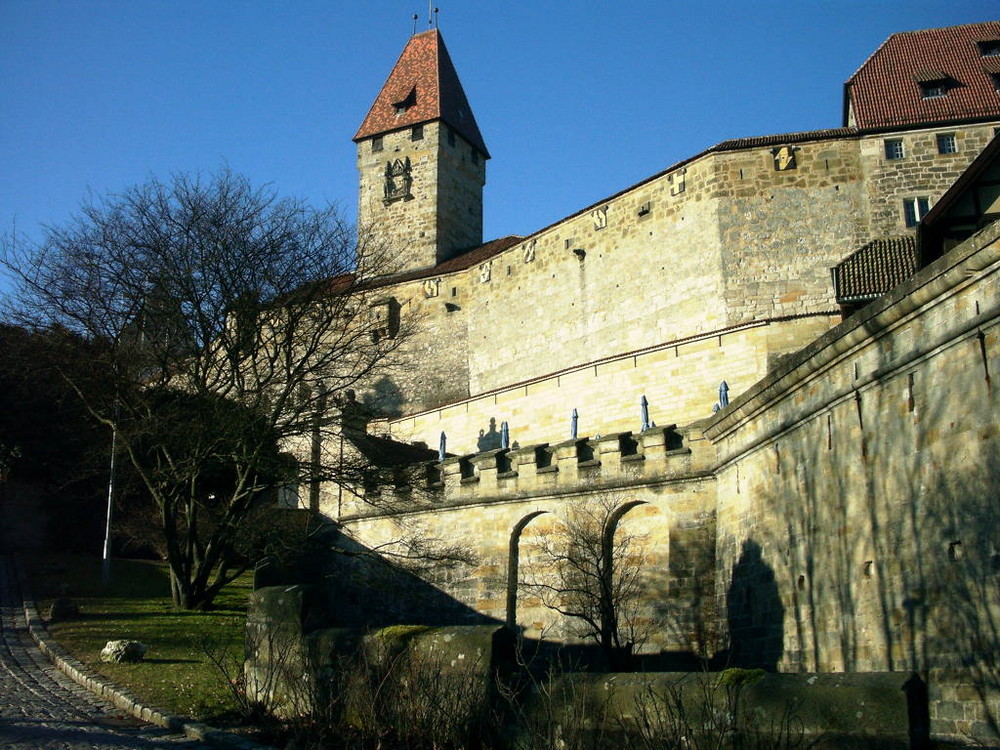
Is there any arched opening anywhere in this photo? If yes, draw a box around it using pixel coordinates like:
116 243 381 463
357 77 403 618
506 511 548 628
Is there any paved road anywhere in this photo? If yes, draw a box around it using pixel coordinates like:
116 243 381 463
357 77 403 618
0 556 211 749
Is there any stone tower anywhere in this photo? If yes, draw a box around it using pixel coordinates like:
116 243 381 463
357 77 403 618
354 29 489 274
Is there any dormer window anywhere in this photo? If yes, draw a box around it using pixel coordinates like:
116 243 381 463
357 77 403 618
394 87 417 114
977 39 1000 57
914 67 950 99
920 80 949 98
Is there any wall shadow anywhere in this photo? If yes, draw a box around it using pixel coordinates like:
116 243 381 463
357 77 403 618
725 539 783 671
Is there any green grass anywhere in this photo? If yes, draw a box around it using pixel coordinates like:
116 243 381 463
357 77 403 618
22 554 251 723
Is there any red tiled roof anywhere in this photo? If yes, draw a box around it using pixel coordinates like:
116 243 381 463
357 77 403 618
845 22 1000 130
371 235 524 287
832 237 918 303
354 29 489 157
712 128 856 151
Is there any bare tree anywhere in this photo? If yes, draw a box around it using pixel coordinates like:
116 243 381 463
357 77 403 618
1 169 406 609
523 496 649 671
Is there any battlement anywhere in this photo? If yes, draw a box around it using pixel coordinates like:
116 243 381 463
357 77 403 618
342 423 715 520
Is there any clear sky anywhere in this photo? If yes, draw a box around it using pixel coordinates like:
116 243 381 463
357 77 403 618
1 0 995 295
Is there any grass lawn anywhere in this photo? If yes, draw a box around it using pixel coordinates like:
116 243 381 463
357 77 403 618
22 554 250 723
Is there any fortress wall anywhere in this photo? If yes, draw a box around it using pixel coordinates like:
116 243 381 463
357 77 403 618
383 315 836 457
714 138 868 325
859 123 998 239
706 223 1000 740
366 274 473 415
339 454 717 654
372 128 998 422
462 157 728 394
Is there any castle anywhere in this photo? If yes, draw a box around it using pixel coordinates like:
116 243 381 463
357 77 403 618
300 22 1000 743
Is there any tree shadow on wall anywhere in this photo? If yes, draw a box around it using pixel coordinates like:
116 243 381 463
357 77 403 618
362 377 404 419
725 539 783 671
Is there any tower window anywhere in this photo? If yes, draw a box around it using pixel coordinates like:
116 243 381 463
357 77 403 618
411 124 424 141
884 139 904 160
470 146 478 164
903 197 930 228
447 127 456 147
372 136 383 153
394 87 417 114
936 133 957 154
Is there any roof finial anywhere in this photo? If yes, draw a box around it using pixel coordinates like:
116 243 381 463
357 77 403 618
427 0 432 27
412 13 418 35
434 6 439 28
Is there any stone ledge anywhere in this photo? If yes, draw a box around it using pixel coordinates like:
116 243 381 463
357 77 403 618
13 556 276 750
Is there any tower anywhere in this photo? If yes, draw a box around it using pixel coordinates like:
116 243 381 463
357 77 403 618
354 30 489 274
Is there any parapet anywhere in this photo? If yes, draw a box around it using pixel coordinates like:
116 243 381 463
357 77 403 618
346 423 715 518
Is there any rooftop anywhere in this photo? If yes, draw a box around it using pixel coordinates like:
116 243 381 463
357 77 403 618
845 21 1000 130
354 29 489 157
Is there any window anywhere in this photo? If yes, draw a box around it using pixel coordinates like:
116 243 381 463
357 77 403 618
447 127 456 147
936 133 957 154
394 87 417 114
372 136 383 153
920 80 948 99
470 145 479 164
977 40 1000 57
884 139 905 160
411 124 423 141
992 73 1000 93
903 197 930 228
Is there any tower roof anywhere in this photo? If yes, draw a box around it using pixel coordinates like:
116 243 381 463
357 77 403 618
844 21 1000 130
354 29 489 157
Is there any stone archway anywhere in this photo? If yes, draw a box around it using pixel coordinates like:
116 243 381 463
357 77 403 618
506 510 549 628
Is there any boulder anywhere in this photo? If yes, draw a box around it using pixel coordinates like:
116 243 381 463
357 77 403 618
100 640 148 663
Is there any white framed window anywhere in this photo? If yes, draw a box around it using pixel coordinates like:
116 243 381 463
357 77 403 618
936 133 957 154
884 139 905 160
903 197 930 228
920 80 948 99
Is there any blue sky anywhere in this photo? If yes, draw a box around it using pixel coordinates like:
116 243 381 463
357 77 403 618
1 0 995 295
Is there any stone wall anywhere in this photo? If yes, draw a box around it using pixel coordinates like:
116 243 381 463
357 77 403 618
381 315 837 457
362 125 998 439
705 220 1000 744
337 424 718 654
859 123 999 238
357 121 485 274
713 137 867 325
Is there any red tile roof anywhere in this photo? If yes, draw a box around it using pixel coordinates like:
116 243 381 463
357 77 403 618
832 237 918 304
354 29 489 157
845 22 1000 130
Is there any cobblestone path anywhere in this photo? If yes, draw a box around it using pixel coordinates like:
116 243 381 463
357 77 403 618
0 556 210 749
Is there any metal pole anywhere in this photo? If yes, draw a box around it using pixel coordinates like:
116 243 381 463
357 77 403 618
101 421 117 585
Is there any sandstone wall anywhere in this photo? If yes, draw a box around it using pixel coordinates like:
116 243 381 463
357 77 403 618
858 123 998 239
706 222 1000 743
337 424 718 655
357 122 485 274
382 315 836 456
713 137 867 324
